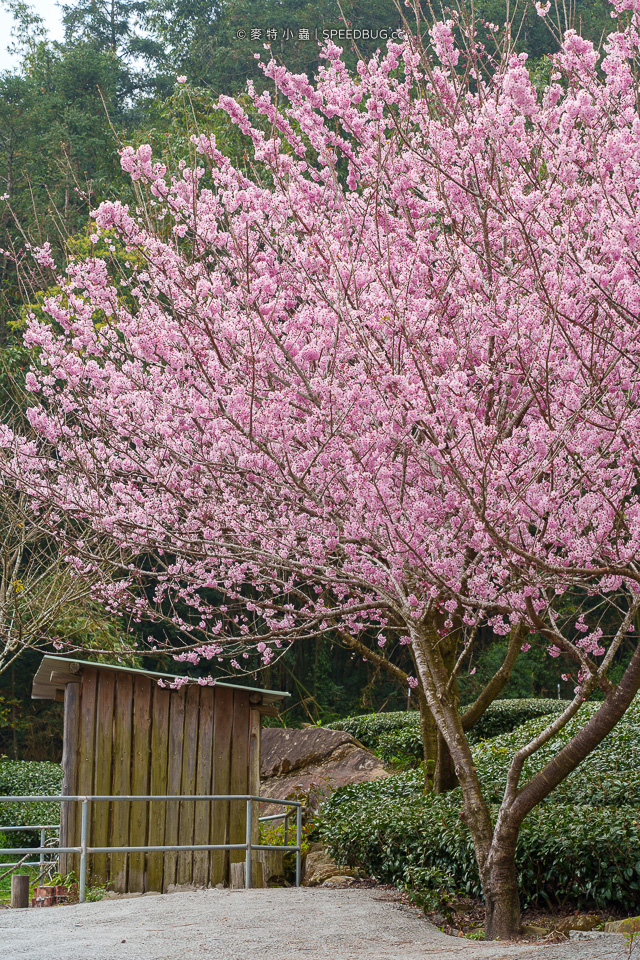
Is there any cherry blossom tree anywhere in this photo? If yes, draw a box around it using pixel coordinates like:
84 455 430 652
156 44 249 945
0 483 130 675
4 0 640 937
0 375 138 674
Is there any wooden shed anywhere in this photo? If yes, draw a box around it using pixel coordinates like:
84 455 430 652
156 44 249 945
32 655 287 893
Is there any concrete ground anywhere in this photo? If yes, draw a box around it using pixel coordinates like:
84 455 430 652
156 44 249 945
0 888 630 960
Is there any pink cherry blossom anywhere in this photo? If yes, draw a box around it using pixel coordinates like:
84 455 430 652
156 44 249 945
5 10 640 938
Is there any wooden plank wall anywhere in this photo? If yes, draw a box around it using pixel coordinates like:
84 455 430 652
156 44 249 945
59 680 80 878
59 668 256 892
193 687 214 887
146 683 170 892
210 685 234 885
129 676 152 890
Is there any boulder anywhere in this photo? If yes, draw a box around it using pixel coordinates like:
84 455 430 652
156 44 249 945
555 914 599 934
322 876 354 887
260 726 388 809
521 924 549 939
305 864 359 886
302 846 360 886
605 916 640 934
305 849 336 877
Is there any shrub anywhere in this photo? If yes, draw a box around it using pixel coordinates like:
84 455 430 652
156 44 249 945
376 726 424 766
319 698 640 910
469 699 571 742
327 699 573 765
327 711 418 750
326 713 424 764
0 761 62 852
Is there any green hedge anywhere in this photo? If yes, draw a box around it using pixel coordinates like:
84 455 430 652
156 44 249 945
319 698 640 909
376 726 424 765
0 761 63 851
469 698 571 742
328 711 417 746
327 698 572 765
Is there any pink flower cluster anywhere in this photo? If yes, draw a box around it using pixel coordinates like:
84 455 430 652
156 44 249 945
8 9 640 690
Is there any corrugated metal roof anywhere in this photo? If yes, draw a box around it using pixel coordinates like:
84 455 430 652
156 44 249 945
31 654 289 706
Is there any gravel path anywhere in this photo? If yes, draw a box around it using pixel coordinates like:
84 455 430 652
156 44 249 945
0 888 629 960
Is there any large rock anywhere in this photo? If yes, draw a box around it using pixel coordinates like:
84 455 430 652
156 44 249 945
302 843 361 886
555 915 599 934
260 726 388 808
322 876 355 887
605 916 640 934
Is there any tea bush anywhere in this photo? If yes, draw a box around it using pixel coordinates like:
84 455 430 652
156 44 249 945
469 699 571 742
327 698 572 765
327 711 418 748
376 726 424 765
319 699 640 909
0 761 62 851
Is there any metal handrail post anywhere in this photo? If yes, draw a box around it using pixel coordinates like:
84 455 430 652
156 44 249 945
245 798 253 889
295 805 302 887
79 799 89 903
40 828 45 869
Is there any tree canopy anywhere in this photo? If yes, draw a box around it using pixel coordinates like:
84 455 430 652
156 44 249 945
3 0 640 938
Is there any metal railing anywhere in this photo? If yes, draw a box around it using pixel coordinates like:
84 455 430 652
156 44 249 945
0 824 60 873
0 795 302 903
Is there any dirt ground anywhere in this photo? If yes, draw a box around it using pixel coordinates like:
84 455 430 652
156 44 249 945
0 887 631 960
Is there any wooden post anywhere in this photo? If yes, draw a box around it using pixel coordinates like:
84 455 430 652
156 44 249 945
229 861 264 890
11 874 29 909
193 686 214 887
163 687 186 891
248 703 261 849
257 849 284 885
147 683 170 893
92 670 116 884
229 862 244 889
110 673 133 892
59 680 80 877
228 692 250 869
129 676 152 892
210 686 233 885
177 684 199 885
75 668 98 881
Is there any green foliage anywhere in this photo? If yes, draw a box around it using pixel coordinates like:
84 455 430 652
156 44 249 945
376 725 424 766
148 0 407 96
472 703 640 803
458 641 572 704
327 698 573 765
85 884 108 902
327 710 418 748
0 759 62 850
319 699 640 910
402 864 460 914
0 758 62 798
470 698 571 742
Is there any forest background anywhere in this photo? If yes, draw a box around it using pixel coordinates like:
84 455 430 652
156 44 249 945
0 0 620 762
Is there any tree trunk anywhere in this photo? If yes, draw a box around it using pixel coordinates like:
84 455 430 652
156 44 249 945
409 621 516 936
483 869 521 940
418 694 437 792
482 830 522 940
433 626 459 793
434 730 457 793
418 695 457 793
